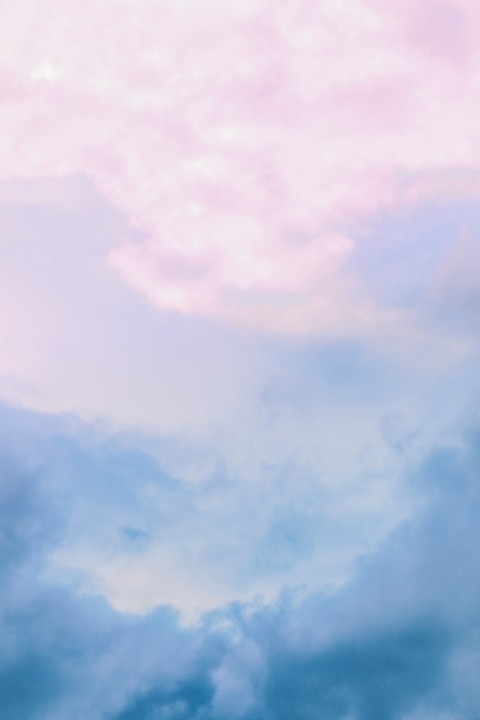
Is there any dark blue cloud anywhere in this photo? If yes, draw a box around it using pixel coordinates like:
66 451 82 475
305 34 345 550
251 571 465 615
0 403 479 719
114 643 223 720
262 621 450 720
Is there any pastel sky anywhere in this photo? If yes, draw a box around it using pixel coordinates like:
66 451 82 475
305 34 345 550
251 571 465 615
1 0 480 718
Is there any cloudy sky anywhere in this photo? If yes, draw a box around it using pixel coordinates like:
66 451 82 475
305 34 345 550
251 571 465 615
1 0 480 717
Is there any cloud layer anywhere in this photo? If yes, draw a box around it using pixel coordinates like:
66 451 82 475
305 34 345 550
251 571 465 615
1 3 480 718
0 402 479 719
1 0 480 333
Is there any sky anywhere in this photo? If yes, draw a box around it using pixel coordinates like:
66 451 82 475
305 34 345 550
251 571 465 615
0 0 480 717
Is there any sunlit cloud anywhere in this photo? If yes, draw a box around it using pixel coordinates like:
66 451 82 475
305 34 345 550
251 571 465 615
1 0 480 334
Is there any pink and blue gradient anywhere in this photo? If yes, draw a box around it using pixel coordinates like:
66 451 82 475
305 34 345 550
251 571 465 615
0 1 480 718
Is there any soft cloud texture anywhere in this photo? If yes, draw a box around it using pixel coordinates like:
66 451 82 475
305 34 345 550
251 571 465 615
0 177 270 432
0 401 410 616
0 402 479 719
1 2 480 717
1 0 480 333
1 177 478 615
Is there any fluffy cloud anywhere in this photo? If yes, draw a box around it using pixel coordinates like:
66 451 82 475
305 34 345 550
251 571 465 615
0 402 479 718
0 400 410 617
1 0 480 334
1 4 479 718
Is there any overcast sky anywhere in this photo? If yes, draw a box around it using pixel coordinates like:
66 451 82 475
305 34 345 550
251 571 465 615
1 1 480 718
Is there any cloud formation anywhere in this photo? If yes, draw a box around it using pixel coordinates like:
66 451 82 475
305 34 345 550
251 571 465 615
1 3 480 718
0 400 410 617
1 0 480 333
0 402 479 719
0 180 271 432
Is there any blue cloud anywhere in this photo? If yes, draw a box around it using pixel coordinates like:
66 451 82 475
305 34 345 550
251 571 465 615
348 198 480 311
0 402 479 719
262 621 451 720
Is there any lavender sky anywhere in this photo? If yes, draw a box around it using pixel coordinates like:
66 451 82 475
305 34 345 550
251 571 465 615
1 1 480 718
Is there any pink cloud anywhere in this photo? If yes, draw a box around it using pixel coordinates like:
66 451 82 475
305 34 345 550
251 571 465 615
1 0 480 334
